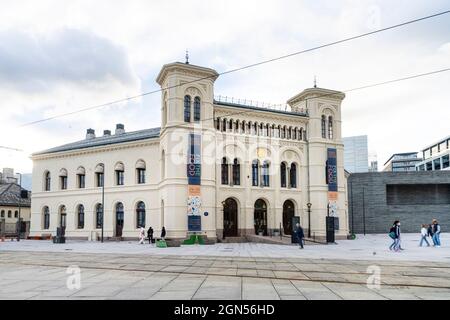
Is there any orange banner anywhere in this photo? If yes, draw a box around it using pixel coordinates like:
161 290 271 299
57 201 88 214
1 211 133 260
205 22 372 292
188 185 201 196
328 192 338 201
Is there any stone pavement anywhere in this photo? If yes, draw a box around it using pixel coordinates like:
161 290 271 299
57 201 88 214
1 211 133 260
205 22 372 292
1 249 450 300
1 233 449 262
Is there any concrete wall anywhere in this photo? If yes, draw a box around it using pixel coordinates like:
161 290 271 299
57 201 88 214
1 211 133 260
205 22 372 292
348 171 450 234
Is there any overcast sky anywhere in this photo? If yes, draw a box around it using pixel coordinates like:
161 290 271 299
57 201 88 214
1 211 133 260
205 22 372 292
0 0 449 173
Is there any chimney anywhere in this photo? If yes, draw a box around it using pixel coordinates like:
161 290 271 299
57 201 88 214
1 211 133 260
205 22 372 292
103 130 111 137
115 123 125 135
86 128 96 140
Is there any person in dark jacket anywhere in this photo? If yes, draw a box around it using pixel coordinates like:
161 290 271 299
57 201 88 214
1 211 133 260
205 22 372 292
147 226 154 245
161 226 166 240
389 221 398 251
427 224 434 238
294 223 304 249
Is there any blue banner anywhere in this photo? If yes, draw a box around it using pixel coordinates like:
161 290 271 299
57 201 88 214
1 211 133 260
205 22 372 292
188 215 202 232
327 148 338 192
187 134 201 185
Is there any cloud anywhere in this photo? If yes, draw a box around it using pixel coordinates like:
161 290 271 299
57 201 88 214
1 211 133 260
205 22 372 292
0 27 137 92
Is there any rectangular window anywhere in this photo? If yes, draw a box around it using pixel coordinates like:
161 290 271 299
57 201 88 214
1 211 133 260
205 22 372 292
96 173 104 187
434 158 441 171
418 164 425 171
60 176 67 190
443 155 449 169
426 162 433 171
137 169 146 184
78 174 85 188
116 171 124 185
386 184 450 205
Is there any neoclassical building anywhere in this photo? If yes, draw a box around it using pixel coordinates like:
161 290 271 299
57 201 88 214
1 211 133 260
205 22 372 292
29 61 348 241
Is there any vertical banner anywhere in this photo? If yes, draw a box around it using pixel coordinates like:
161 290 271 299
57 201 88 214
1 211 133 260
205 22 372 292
187 133 201 185
187 133 202 231
327 148 338 217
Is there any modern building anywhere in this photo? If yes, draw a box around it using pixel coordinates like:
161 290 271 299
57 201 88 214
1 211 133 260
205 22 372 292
343 135 369 173
29 61 349 241
416 135 450 171
383 152 422 172
0 182 31 237
348 171 450 234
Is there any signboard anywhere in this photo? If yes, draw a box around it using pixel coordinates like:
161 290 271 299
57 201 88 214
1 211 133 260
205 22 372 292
188 215 202 232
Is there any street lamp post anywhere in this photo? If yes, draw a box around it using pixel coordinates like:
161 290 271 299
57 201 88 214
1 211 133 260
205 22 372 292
17 173 22 242
101 164 105 243
307 202 312 238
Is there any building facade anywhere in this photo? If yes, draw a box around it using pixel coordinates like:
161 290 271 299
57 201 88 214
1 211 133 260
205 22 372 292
343 135 369 173
416 135 450 171
0 182 31 237
383 152 422 172
348 171 450 234
29 61 349 241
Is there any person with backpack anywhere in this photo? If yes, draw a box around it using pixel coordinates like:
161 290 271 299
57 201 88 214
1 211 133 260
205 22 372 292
389 221 397 251
432 219 441 248
419 224 430 247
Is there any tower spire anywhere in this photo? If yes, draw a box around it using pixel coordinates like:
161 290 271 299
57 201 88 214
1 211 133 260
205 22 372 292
185 49 189 64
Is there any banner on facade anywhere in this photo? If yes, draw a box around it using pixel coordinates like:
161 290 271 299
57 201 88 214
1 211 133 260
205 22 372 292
326 148 338 193
187 133 201 185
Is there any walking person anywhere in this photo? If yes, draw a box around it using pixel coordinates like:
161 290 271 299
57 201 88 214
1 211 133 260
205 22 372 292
419 224 430 247
294 223 304 249
147 226 154 245
160 226 166 240
395 221 404 251
428 223 434 245
432 219 441 248
389 221 398 251
138 226 145 244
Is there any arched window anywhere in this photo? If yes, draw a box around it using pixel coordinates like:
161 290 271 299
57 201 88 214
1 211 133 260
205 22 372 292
95 164 104 187
232 158 240 186
95 203 103 229
136 160 146 184
43 206 50 230
280 162 287 188
265 124 270 137
321 115 327 138
115 162 125 185
221 157 229 185
229 119 233 131
290 163 297 188
259 123 264 136
215 118 220 130
184 95 191 122
235 120 239 133
194 96 201 122
328 116 334 139
293 128 297 140
77 166 86 188
0 210 4 218
281 126 286 139
59 169 67 190
252 160 259 186
262 161 270 187
136 201 146 228
287 127 292 139
241 121 246 134
222 119 227 132
77 204 84 229
44 171 51 191
59 205 67 228
253 122 258 135
299 128 303 141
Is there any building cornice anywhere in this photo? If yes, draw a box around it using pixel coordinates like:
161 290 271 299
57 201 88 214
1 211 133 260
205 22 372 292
156 62 219 86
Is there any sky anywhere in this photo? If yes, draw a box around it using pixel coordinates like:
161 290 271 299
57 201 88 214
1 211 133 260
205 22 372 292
0 0 449 173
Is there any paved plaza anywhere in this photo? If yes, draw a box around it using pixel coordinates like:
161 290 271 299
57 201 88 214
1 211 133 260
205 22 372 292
0 234 449 300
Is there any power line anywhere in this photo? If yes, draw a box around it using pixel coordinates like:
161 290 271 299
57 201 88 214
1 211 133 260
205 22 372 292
18 10 450 128
161 67 450 131
0 146 23 152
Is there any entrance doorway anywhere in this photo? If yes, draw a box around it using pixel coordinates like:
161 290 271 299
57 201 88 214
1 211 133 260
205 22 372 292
283 200 295 235
223 198 238 237
254 199 268 236
115 202 124 237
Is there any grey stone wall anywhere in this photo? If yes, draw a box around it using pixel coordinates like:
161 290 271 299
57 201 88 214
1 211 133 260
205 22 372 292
348 171 450 234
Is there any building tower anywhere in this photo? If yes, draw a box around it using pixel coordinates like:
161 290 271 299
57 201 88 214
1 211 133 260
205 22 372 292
156 62 219 239
288 88 347 239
